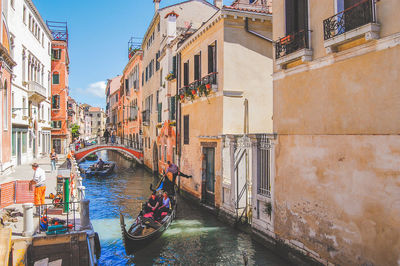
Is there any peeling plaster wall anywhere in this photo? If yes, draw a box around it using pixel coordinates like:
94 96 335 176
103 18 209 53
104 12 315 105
274 135 400 265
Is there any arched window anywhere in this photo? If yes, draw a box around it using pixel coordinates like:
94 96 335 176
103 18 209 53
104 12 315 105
3 80 8 130
52 72 60 84
250 0 256 3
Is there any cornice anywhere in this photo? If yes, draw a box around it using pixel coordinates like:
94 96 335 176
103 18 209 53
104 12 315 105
24 0 53 40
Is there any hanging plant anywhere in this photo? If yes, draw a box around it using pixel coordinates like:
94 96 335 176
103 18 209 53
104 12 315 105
165 72 176 81
205 83 211 90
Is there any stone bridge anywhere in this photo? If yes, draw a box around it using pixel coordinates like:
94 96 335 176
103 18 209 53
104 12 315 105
74 143 143 164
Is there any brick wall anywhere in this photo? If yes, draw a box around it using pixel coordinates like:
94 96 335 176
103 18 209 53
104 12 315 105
0 181 34 208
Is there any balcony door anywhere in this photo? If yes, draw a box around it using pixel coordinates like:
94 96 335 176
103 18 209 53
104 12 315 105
285 0 308 35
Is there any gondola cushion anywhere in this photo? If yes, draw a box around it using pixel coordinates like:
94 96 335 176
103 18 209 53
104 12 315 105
143 212 154 218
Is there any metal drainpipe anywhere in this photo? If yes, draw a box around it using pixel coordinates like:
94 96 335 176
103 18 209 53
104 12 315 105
245 17 273 43
244 99 249 134
176 52 181 191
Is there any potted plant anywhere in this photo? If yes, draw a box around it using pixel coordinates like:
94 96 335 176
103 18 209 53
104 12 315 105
165 72 176 81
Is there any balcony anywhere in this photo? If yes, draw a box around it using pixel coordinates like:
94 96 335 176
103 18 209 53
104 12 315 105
275 30 312 69
323 0 380 53
27 81 47 102
178 72 219 103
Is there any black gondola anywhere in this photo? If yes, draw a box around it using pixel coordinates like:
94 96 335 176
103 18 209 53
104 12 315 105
119 176 176 253
85 162 115 177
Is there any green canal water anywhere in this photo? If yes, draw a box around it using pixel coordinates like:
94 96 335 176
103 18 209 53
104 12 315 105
79 150 290 265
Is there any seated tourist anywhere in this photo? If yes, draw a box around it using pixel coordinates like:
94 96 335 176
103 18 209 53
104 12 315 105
155 192 170 220
145 192 159 214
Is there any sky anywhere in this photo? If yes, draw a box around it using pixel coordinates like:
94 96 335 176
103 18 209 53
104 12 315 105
34 0 221 109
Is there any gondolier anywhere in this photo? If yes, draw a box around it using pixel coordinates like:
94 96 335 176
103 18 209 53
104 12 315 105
30 163 46 215
165 161 191 184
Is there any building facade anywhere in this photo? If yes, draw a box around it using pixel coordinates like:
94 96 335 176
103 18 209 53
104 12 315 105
0 0 16 175
141 0 218 172
87 107 105 139
121 48 142 149
176 0 274 220
272 0 400 264
105 75 121 135
49 22 69 154
8 0 52 165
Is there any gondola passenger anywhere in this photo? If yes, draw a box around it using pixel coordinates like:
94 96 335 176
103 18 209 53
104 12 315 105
145 192 159 214
155 192 170 220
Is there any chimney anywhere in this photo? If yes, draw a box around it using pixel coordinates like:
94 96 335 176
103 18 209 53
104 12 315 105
154 0 161 12
165 12 179 44
214 0 223 9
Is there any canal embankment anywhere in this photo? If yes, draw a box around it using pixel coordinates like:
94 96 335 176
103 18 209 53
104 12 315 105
0 154 100 265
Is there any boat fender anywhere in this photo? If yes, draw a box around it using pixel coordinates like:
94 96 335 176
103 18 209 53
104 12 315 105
94 232 101 260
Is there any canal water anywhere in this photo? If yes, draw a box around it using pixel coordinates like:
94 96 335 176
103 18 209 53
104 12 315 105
79 151 289 265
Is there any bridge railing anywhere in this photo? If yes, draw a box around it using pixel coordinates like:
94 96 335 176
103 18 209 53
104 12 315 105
73 137 143 152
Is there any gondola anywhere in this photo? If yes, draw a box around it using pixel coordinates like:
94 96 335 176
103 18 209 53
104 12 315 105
119 175 176 253
84 162 115 177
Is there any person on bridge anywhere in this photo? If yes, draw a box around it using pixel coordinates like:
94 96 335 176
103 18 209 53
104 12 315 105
30 163 46 215
103 129 110 144
166 161 192 185
97 158 105 170
67 150 74 169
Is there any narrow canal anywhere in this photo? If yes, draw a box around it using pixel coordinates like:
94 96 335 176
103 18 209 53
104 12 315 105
79 151 289 265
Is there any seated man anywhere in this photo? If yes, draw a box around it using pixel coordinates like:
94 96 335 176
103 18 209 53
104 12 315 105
97 158 105 170
155 192 170 220
144 192 159 214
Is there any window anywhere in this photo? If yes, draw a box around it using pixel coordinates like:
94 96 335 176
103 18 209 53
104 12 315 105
183 115 189 145
22 132 27 153
52 95 60 109
172 147 176 164
97 121 100 126
125 78 129 94
3 80 8 130
257 138 271 197
157 22 160 32
23 6 26 24
142 72 144 86
159 145 162 160
169 97 176 120
285 0 308 35
52 121 62 129
11 92 14 109
194 53 201 81
160 68 163 87
172 56 177 76
97 113 100 117
12 132 16 156
208 42 217 74
164 145 167 163
52 72 60 84
11 0 15 9
157 103 162 123
145 67 148 82
52 49 61 60
183 61 189 86
156 51 160 71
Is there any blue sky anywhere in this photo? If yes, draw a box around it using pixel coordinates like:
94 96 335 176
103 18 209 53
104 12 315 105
34 0 220 109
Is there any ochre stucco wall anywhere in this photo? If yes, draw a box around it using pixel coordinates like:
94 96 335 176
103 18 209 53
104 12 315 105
180 96 223 206
274 45 400 135
274 134 400 265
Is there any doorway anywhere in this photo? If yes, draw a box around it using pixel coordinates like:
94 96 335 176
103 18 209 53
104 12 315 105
202 147 215 206
53 139 61 154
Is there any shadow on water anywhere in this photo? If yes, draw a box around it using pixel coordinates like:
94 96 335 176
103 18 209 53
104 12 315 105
80 150 290 266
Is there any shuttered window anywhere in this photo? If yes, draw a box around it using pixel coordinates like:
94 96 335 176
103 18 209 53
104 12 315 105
169 97 176 120
194 53 201 81
172 56 177 76
183 61 189 86
183 115 189 145
208 42 217 74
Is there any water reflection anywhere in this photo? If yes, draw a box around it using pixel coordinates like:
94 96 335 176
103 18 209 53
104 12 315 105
80 151 289 265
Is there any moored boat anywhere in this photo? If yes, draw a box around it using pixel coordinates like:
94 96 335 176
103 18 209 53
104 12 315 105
119 177 176 254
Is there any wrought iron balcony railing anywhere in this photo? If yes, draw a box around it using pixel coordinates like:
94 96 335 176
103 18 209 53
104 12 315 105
323 0 376 40
27 81 47 99
275 30 310 60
